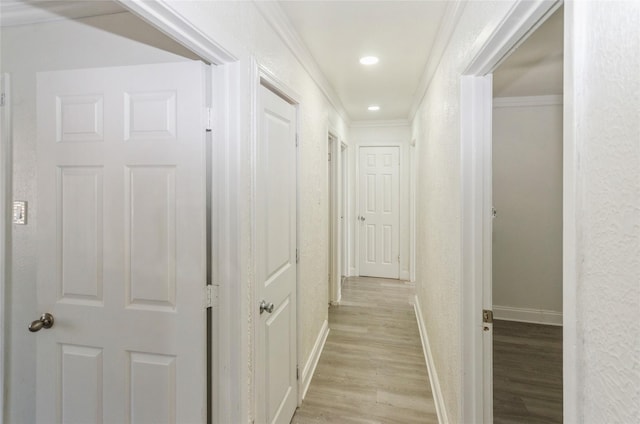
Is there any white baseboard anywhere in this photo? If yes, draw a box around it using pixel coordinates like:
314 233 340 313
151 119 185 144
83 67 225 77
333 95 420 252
493 305 562 326
300 319 329 401
349 267 356 277
414 295 449 424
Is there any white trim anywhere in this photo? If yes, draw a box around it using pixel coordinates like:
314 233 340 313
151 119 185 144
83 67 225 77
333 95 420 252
409 0 466 120
210 58 252 424
460 74 492 424
414 295 449 424
400 271 410 281
0 73 11 424
464 0 563 76
254 1 349 124
300 320 329 402
116 0 237 65
493 95 563 108
459 2 562 423
493 306 563 326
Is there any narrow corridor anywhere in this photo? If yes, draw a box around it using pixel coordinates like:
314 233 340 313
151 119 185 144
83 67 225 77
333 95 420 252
292 277 438 423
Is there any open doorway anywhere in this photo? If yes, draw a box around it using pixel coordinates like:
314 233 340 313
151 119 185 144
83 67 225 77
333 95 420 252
491 6 564 423
0 4 214 422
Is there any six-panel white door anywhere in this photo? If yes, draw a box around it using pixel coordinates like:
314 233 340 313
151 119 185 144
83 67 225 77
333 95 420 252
35 61 208 423
255 85 298 424
358 146 400 279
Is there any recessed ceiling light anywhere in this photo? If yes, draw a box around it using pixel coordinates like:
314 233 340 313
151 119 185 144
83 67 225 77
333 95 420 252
368 105 380 111
359 56 379 65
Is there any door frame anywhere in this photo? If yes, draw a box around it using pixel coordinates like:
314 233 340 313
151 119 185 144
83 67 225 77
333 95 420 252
459 0 564 422
327 132 341 304
252 64 302 413
1 1 247 422
355 143 402 279
0 73 11 424
340 142 349 284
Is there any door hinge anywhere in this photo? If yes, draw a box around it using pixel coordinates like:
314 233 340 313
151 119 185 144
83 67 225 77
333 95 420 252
492 207 497 218
296 248 300 264
205 284 219 309
328 152 331 161
296 366 299 380
482 309 493 324
296 133 299 147
0 92 5 107
205 107 212 132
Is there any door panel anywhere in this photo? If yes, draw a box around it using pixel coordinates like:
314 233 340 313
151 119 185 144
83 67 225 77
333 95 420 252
256 85 298 424
359 147 400 278
36 61 207 423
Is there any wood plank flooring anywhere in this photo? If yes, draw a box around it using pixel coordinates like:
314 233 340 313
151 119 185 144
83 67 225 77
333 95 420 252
493 319 563 424
292 276 438 424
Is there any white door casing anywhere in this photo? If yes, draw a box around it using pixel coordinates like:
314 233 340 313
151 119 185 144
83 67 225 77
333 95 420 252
358 146 400 279
255 85 298 424
35 61 208 423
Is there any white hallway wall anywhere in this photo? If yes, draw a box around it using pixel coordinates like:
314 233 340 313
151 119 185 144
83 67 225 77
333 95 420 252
0 13 198 423
165 3 350 422
492 98 563 324
564 1 639 422
411 1 639 422
349 122 411 280
411 2 515 420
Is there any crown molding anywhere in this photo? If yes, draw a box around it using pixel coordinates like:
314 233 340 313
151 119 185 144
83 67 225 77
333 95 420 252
493 94 563 108
408 0 466 121
253 1 351 125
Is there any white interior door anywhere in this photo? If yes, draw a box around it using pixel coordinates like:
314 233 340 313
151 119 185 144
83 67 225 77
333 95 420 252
35 61 208 423
358 146 400 279
255 85 298 424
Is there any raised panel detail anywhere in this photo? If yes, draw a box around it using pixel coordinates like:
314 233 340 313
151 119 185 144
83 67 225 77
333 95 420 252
124 91 177 141
129 352 176 424
383 154 392 167
383 225 392 264
383 174 392 213
59 167 103 305
265 112 291 281
56 95 104 142
125 166 176 310
366 174 376 212
266 297 292 422
366 154 376 167
61 345 103 424
366 225 376 263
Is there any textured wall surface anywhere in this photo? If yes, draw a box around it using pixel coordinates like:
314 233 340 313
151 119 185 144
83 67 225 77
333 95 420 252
492 101 563 315
566 1 640 422
410 2 514 421
0 13 196 423
151 2 349 421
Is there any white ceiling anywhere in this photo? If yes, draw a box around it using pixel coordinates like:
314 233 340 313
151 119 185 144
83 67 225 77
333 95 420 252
1 0 563 119
279 1 449 122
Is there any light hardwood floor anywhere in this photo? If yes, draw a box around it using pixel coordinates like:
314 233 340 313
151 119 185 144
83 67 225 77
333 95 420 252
493 319 563 424
292 276 438 424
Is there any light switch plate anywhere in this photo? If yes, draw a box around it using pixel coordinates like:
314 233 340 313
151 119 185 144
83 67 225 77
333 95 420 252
13 200 27 225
